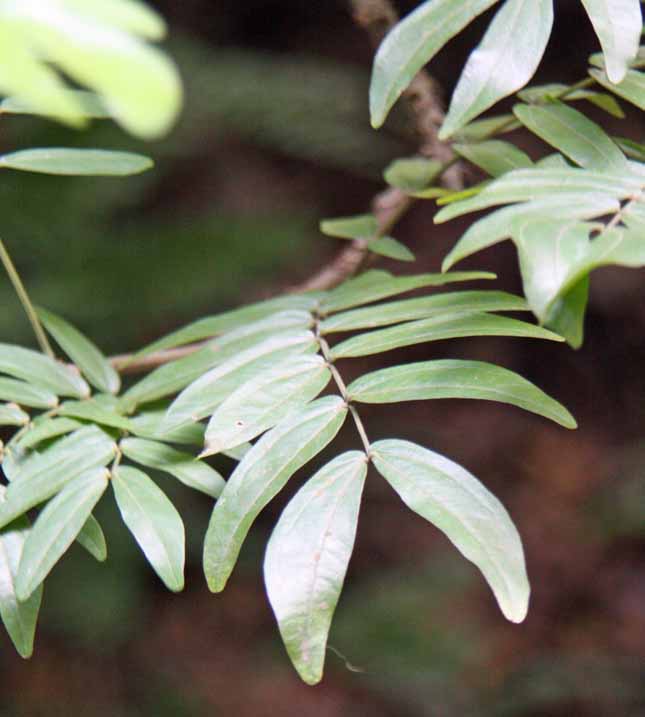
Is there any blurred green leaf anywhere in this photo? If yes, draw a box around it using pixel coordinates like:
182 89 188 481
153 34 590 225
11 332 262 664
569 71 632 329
580 0 642 83
453 140 533 177
37 307 120 393
0 378 58 410
320 214 376 239
367 237 415 262
0 148 153 176
590 67 645 110
383 157 442 192
15 416 83 451
0 90 109 118
76 514 107 562
0 403 29 426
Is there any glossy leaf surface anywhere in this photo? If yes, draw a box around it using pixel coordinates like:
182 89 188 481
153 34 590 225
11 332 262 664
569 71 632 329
0 343 89 398
0 487 42 658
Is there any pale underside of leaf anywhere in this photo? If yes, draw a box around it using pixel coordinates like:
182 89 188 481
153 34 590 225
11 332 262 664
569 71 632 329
264 451 367 685
203 396 348 593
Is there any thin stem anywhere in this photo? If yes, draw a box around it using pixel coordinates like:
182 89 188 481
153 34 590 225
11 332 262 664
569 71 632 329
0 238 55 358
317 323 371 458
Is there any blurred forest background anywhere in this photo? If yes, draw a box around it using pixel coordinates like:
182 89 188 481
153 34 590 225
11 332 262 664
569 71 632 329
1 1 644 715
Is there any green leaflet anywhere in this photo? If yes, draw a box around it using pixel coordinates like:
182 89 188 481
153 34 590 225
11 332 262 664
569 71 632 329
264 451 367 685
0 403 29 426
453 114 519 141
321 270 495 314
369 0 501 128
435 167 639 224
0 488 42 659
371 439 530 623
517 82 625 118
0 0 181 138
112 466 185 592
0 343 89 398
440 0 554 139
367 237 415 262
203 354 332 456
0 426 116 530
513 102 627 171
203 396 348 593
130 296 318 362
517 219 645 327
321 290 528 333
383 157 442 193
120 437 225 498
580 0 642 83
165 331 318 429
320 214 377 239
127 409 205 446
15 468 109 601
121 309 314 408
76 514 107 562
0 149 152 176
544 278 590 350
14 417 83 451
58 398 133 431
441 194 621 272
453 140 533 177
0 89 109 118
330 312 563 359
0 378 58 410
590 67 645 111
347 359 576 429
37 307 120 394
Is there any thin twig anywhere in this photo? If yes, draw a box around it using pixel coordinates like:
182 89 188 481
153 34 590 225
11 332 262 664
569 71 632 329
0 238 55 359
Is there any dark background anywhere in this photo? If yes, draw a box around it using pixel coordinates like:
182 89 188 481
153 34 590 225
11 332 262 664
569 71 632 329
0 1 644 715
